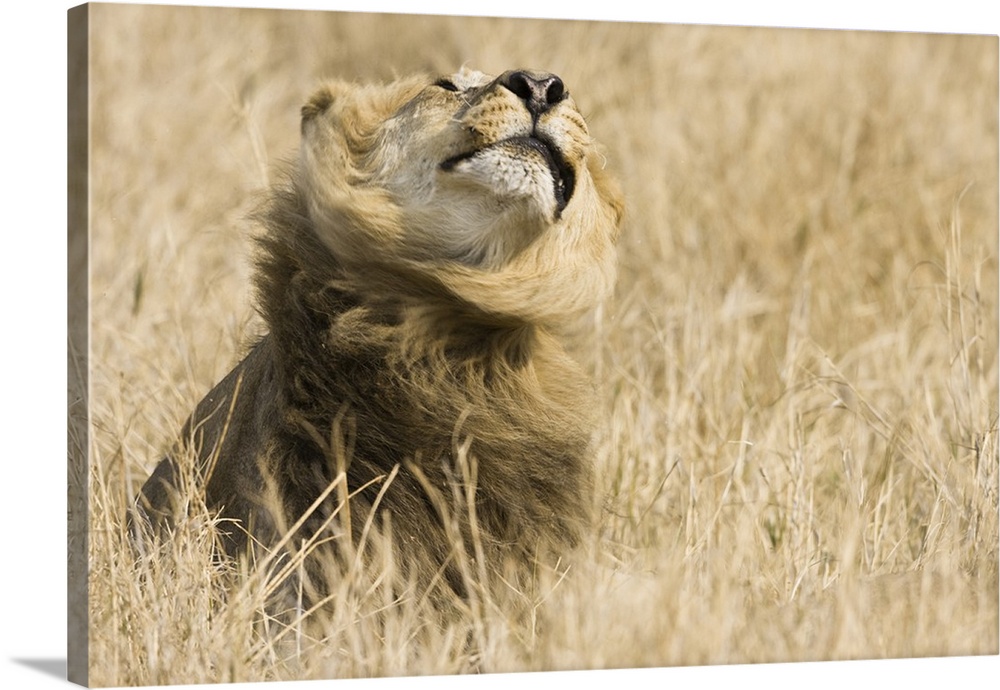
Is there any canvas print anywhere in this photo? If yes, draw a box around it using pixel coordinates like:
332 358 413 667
67 3 999 687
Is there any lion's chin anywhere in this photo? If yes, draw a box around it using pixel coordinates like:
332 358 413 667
440 136 575 218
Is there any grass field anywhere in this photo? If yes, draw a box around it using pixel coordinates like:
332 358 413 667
83 5 998 686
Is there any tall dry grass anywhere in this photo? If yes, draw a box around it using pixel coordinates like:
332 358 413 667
84 5 998 686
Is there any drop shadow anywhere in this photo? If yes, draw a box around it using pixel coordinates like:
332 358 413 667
11 658 67 680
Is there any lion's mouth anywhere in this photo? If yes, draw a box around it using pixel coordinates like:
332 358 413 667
440 136 576 216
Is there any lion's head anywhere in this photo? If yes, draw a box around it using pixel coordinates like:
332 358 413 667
296 66 623 328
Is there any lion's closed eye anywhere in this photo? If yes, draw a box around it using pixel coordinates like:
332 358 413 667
434 78 460 92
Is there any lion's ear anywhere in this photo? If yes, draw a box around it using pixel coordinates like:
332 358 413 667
301 87 335 128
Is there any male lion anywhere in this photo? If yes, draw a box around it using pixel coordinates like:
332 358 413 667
135 67 623 601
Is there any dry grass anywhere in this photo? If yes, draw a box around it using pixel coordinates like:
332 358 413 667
84 5 998 686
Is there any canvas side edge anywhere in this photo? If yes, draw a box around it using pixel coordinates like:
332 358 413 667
68 3 90 687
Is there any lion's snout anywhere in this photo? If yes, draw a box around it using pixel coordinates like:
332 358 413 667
497 70 567 118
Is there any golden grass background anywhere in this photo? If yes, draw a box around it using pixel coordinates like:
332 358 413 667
85 4 998 686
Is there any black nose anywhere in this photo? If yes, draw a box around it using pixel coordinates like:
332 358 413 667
499 70 566 117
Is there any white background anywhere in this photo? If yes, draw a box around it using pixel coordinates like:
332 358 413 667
1 1 997 689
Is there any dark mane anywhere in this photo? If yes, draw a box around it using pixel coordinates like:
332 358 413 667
136 174 596 601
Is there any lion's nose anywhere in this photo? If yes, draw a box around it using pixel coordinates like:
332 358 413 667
500 70 566 117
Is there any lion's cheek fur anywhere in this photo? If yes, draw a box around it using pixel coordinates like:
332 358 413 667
297 133 406 267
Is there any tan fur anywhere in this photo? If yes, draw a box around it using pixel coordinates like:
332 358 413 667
135 67 623 604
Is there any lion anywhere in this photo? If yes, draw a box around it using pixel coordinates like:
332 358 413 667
134 66 623 604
